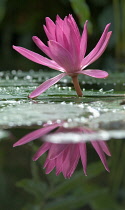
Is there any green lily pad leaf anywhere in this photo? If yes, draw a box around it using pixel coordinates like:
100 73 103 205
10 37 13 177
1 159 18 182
0 70 125 134
0 103 84 129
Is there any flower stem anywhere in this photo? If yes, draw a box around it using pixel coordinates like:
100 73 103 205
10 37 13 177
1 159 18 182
72 75 83 97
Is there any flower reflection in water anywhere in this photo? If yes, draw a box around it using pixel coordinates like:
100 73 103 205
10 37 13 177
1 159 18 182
13 122 111 178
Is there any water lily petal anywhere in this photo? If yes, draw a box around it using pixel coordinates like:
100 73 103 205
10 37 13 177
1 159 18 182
99 141 111 156
56 15 64 29
55 22 70 51
55 23 65 47
78 69 108 78
83 32 112 68
60 146 69 178
33 142 52 161
91 141 110 172
62 16 75 52
55 153 63 175
13 45 64 71
45 17 56 40
32 36 51 57
66 18 80 69
68 14 81 42
48 144 67 159
62 145 80 178
48 40 74 72
79 143 87 176
80 21 88 60
55 18 70 51
43 159 49 169
13 124 59 147
67 145 80 178
82 24 111 68
45 159 56 174
43 25 54 40
29 73 66 98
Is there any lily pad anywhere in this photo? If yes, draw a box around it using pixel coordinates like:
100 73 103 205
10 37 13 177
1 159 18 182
89 111 125 130
0 102 84 129
0 70 125 139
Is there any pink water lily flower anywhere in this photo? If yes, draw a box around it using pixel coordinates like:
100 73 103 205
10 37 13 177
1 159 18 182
13 122 111 178
13 14 112 98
